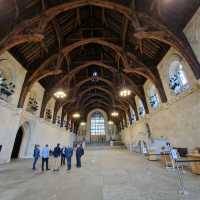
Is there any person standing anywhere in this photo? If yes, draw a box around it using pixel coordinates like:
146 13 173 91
53 143 61 171
41 144 50 171
76 144 84 168
32 144 40 170
65 145 73 170
82 138 86 150
61 146 66 166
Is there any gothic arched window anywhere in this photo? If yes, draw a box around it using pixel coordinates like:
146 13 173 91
0 68 15 100
90 112 105 135
148 85 160 109
129 105 136 124
138 100 145 118
169 60 189 95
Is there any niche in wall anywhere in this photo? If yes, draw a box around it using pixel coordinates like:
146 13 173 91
0 61 16 102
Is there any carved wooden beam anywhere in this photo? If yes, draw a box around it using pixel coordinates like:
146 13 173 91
0 0 142 55
73 86 124 109
0 34 43 55
82 100 127 114
18 68 62 108
122 17 129 48
52 19 63 49
102 8 106 26
40 90 51 118
52 100 64 124
81 97 128 112
76 8 81 27
124 66 167 103
50 60 141 97
80 94 112 107
61 38 129 67
17 37 165 110
134 31 200 79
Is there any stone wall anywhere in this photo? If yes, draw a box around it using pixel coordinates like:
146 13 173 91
0 53 75 164
22 118 74 158
121 7 200 151
0 100 22 163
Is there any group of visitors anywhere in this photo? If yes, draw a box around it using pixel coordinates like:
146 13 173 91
32 143 84 172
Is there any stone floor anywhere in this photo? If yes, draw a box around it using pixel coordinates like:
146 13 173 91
0 147 200 200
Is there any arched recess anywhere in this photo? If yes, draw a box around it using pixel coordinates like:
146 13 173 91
11 122 31 159
86 108 109 144
44 97 56 122
135 95 146 119
144 81 161 111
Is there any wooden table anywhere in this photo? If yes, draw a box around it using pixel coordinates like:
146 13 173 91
187 154 200 175
148 151 161 161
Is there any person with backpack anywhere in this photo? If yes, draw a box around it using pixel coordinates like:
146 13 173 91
53 143 61 171
60 146 66 167
32 144 40 170
65 145 73 170
76 143 84 168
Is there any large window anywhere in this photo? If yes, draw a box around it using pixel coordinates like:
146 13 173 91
129 105 136 124
169 60 189 95
90 112 105 135
138 100 145 118
148 85 160 109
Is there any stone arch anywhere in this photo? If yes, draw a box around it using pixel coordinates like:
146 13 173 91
11 121 31 159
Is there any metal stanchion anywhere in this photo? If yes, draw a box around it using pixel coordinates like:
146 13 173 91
175 160 188 195
167 148 188 195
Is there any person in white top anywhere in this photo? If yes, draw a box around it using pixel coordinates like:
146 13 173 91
41 144 50 171
166 142 179 168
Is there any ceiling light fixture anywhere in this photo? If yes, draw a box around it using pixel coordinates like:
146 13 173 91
72 112 80 119
111 111 119 117
119 88 131 97
54 90 67 99
108 120 114 125
80 122 86 126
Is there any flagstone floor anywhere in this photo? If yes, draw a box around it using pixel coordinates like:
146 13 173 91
0 147 200 200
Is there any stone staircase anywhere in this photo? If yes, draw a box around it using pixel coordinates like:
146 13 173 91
86 141 125 150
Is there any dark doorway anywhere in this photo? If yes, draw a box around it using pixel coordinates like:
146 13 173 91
11 127 23 159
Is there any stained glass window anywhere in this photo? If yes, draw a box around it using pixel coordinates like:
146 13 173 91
90 112 105 135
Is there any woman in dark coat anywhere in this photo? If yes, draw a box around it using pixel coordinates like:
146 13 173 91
65 146 73 170
76 144 84 168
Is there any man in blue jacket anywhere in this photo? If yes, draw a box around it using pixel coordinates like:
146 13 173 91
32 144 40 170
53 143 61 171
76 143 84 168
65 145 73 170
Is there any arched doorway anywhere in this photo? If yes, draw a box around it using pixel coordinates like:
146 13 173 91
11 127 24 159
